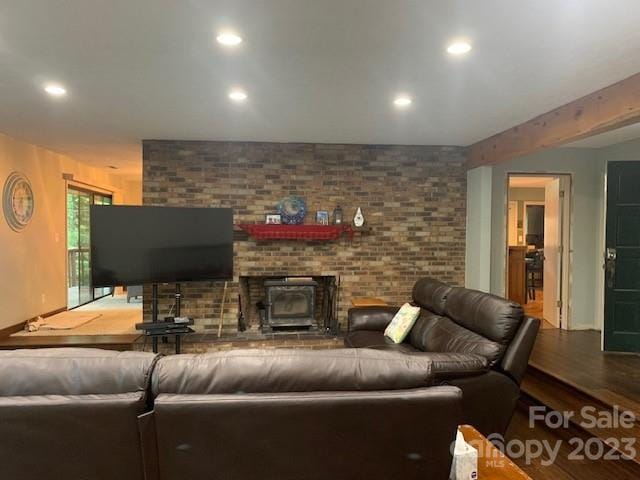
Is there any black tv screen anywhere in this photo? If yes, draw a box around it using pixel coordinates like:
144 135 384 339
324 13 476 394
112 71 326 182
90 206 233 286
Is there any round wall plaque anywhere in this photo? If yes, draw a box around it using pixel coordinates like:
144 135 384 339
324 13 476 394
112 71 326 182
3 172 35 232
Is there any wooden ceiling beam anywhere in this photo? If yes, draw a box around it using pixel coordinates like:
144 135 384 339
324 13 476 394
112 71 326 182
466 72 640 169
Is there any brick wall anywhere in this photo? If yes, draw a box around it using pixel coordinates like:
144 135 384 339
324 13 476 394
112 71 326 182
142 140 467 333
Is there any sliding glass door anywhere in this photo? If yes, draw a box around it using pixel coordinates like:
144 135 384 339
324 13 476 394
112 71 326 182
67 186 112 308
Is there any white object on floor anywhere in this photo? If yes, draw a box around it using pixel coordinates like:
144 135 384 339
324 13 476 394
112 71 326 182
25 316 45 332
450 429 478 480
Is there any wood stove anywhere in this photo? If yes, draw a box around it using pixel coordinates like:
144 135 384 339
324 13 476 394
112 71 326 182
263 279 318 332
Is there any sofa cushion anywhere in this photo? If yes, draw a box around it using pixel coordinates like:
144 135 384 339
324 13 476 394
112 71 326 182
444 288 523 349
346 330 487 378
345 331 420 353
408 313 504 366
0 348 157 397
412 277 452 315
152 348 433 395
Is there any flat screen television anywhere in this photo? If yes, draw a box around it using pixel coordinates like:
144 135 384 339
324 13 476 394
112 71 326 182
90 206 233 286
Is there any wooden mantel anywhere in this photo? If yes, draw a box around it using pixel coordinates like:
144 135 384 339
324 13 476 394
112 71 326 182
466 72 640 169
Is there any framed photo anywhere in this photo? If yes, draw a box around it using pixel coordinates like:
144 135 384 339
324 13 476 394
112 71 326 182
265 214 281 225
316 210 329 225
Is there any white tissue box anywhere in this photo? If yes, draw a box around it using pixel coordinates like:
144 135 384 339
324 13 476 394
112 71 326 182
450 429 478 480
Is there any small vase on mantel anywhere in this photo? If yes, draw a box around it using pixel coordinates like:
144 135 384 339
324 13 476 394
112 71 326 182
332 205 343 225
353 207 365 227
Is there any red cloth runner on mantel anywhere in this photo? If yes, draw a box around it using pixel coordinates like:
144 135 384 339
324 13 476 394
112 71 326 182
237 224 354 241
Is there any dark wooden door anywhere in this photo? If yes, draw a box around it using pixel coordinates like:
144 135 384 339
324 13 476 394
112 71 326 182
604 161 640 352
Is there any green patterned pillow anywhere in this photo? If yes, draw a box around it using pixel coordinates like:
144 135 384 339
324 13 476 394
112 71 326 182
384 303 421 343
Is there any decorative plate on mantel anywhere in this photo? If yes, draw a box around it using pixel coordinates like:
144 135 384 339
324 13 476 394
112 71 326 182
277 196 306 224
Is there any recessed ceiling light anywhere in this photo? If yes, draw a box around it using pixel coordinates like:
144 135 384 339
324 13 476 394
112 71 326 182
216 32 242 46
393 96 412 107
44 84 67 96
447 41 472 55
228 89 248 102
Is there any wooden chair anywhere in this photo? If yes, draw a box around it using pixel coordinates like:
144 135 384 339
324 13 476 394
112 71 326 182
526 251 544 300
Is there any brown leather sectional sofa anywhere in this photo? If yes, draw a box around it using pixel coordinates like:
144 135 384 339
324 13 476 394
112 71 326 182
0 278 538 479
0 347 462 480
345 277 541 436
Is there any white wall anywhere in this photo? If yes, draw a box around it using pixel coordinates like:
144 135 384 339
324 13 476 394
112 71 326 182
465 166 492 291
466 136 640 332
597 136 640 162
508 187 545 246
464 148 604 330
0 133 141 330
508 188 546 202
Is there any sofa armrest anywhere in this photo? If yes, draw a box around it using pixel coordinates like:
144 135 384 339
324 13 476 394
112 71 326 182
347 306 400 332
416 352 489 380
499 316 541 385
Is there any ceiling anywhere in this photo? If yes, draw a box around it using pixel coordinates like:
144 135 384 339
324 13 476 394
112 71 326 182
2 0 640 178
509 176 555 189
563 121 640 148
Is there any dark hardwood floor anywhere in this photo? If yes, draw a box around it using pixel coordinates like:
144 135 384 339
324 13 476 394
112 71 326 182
506 401 640 479
0 334 142 350
529 329 640 417
512 328 640 478
523 288 544 321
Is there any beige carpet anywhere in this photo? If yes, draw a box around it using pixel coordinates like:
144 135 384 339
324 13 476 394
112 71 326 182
13 295 141 337
33 312 102 330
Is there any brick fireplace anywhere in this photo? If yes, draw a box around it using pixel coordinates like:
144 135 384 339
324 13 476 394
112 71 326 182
142 140 467 333
239 276 338 333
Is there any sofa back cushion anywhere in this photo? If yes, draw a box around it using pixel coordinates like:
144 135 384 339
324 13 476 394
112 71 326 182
153 348 435 395
443 288 524 353
408 312 504 366
412 277 452 315
0 348 157 396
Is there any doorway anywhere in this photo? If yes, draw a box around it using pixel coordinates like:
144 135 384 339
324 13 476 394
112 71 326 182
506 174 571 329
604 161 640 352
67 185 113 309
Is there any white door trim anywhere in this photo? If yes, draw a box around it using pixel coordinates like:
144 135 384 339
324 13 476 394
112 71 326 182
505 173 573 329
508 201 519 246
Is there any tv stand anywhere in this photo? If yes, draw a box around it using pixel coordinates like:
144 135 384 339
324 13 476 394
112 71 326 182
141 283 194 354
